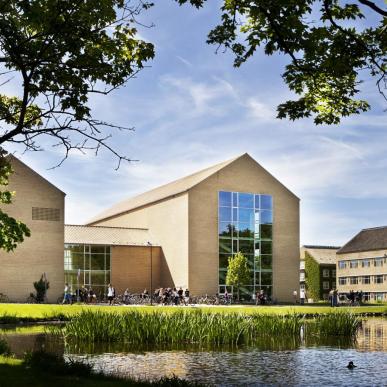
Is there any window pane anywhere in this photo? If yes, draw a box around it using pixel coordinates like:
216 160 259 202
238 193 254 208
219 270 227 284
91 271 106 286
239 239 254 255
260 210 273 225
261 241 272 255
90 245 105 254
254 195 260 209
67 253 84 270
233 208 238 221
84 254 90 270
219 239 232 254
261 195 272 210
232 192 238 207
91 254 105 270
254 255 261 271
65 245 84 253
261 255 272 270
261 272 272 285
261 224 272 240
219 207 232 222
245 254 254 270
239 208 254 224
233 239 238 252
255 272 260 285
219 254 230 270
219 222 232 238
239 224 254 238
106 258 111 271
219 191 232 207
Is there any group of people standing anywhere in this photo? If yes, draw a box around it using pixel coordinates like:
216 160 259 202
154 287 190 305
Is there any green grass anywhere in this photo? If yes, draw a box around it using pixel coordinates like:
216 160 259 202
0 303 385 322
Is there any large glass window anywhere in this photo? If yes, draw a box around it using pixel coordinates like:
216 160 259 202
64 244 111 296
218 191 273 298
338 261 346 269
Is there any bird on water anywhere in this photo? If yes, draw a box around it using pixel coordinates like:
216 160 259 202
347 361 357 369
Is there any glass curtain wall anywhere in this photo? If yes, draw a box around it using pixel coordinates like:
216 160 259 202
64 244 111 299
218 191 273 299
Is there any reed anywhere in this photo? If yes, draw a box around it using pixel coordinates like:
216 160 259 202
307 311 362 337
59 310 305 345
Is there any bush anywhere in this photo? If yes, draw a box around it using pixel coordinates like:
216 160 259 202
33 275 49 303
0 338 11 356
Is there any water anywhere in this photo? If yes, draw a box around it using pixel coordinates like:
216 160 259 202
1 319 387 386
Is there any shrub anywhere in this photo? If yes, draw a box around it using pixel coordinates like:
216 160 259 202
0 338 11 356
33 275 50 303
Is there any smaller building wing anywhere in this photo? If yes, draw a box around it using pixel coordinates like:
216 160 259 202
337 226 387 254
301 245 340 264
65 225 159 246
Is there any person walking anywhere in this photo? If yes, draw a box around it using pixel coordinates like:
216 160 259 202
62 283 72 304
107 284 115 305
300 288 306 305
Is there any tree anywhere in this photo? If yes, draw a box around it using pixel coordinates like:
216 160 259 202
0 1 155 252
226 251 251 301
176 0 386 125
33 274 50 303
0 0 154 166
0 149 30 252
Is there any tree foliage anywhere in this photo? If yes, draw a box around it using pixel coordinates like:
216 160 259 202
0 150 30 252
176 0 386 124
33 274 50 303
305 252 321 301
226 251 250 300
0 0 154 166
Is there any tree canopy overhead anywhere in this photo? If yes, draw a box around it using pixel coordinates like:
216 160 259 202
0 0 154 167
177 0 386 125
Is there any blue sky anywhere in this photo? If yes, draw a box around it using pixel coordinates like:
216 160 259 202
4 1 387 246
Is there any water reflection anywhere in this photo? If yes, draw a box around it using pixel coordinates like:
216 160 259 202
1 318 386 386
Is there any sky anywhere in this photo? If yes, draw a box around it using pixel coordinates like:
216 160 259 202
3 1 387 246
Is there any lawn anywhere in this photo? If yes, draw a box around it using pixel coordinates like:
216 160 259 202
0 303 386 321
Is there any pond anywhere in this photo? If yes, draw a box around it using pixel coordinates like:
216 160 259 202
1 318 387 386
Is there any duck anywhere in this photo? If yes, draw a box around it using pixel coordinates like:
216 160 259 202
347 361 357 369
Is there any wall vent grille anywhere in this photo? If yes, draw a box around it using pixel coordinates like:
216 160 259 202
32 207 60 221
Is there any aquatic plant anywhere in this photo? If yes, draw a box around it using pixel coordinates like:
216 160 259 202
59 310 305 345
307 311 362 337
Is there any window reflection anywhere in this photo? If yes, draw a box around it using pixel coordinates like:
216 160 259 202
218 191 273 297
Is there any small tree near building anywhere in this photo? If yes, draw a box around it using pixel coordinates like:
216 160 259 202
226 252 250 301
33 274 50 303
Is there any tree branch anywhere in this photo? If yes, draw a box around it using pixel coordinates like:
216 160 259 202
358 0 387 17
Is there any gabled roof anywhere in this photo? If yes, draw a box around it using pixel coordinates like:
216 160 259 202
301 245 340 265
65 224 159 246
337 226 387 254
87 154 243 224
8 154 65 195
87 153 299 225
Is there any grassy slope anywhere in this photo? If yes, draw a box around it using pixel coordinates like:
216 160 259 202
0 303 386 320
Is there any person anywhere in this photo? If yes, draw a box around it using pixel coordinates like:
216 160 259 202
293 290 298 304
332 289 338 307
142 288 149 299
178 287 184 304
123 288 130 304
62 283 72 304
224 289 229 304
184 288 190 305
107 283 115 305
329 289 334 307
300 288 306 305
88 287 96 304
259 289 266 305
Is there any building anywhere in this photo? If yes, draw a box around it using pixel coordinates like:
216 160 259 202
1 153 300 303
337 226 387 302
300 246 339 301
0 156 65 302
88 153 300 302
64 224 161 298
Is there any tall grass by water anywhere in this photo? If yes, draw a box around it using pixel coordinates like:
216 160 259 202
59 310 303 345
307 311 362 337
56 309 363 345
